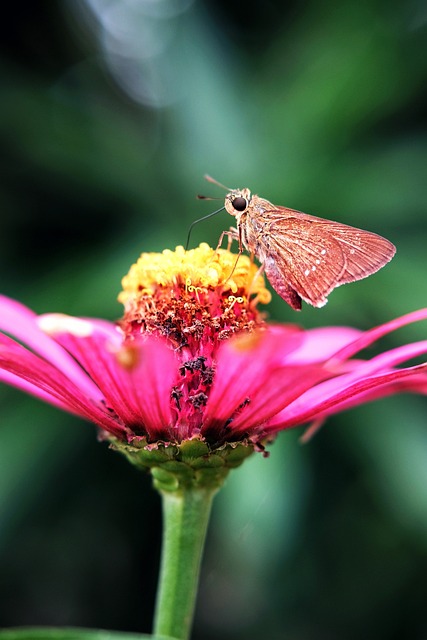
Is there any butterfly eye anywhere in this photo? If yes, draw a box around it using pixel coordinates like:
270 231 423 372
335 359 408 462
232 196 247 212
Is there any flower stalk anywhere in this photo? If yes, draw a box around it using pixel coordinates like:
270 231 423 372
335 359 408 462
111 437 254 639
153 485 216 640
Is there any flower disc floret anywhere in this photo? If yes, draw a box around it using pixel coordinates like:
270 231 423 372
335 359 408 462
118 244 271 354
119 243 271 306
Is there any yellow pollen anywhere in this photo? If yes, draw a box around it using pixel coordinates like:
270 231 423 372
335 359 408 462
118 243 271 306
229 330 265 352
114 344 140 370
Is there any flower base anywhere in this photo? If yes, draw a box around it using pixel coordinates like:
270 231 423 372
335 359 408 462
109 436 255 492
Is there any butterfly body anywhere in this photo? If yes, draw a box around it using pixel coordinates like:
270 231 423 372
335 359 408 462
224 188 396 310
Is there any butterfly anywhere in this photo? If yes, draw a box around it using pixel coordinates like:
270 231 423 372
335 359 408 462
219 184 396 310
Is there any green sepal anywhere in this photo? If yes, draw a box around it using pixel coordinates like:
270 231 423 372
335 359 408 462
109 436 255 492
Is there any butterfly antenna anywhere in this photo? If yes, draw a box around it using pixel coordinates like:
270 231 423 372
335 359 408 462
204 174 232 191
185 205 225 250
196 195 221 201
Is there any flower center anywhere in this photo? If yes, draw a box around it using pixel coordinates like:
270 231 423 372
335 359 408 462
116 243 272 443
118 243 270 351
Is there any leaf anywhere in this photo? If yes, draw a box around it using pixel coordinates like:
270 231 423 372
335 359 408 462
0 628 174 640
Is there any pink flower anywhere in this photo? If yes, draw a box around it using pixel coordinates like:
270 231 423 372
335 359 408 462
1 244 427 457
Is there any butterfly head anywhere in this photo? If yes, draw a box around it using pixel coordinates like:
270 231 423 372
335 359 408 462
224 188 251 217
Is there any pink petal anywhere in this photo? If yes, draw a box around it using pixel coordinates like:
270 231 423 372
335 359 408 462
267 322 427 435
268 363 427 432
328 308 427 365
300 369 427 442
346 340 427 374
222 365 329 436
0 368 73 411
0 297 105 402
0 333 125 436
123 338 177 439
203 328 320 433
280 326 363 363
41 323 176 439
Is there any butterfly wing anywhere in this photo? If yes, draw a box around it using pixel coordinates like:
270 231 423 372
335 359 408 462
321 222 396 284
258 217 347 308
245 199 395 308
274 207 396 285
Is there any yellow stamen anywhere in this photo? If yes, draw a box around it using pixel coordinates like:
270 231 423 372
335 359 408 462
118 243 271 306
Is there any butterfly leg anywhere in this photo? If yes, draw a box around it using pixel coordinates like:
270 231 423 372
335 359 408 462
214 227 243 287
215 226 239 252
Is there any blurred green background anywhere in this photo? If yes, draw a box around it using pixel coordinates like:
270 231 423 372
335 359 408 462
0 1 426 638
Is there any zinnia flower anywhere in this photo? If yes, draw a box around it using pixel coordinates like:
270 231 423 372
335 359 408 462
1 243 427 479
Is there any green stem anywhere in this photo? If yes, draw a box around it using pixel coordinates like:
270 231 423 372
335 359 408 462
153 487 216 640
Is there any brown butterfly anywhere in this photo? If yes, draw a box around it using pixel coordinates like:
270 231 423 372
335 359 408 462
207 179 396 310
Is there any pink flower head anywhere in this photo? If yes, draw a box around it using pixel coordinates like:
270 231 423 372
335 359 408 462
1 243 427 465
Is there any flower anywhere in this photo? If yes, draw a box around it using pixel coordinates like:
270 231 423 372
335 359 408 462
1 243 427 476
